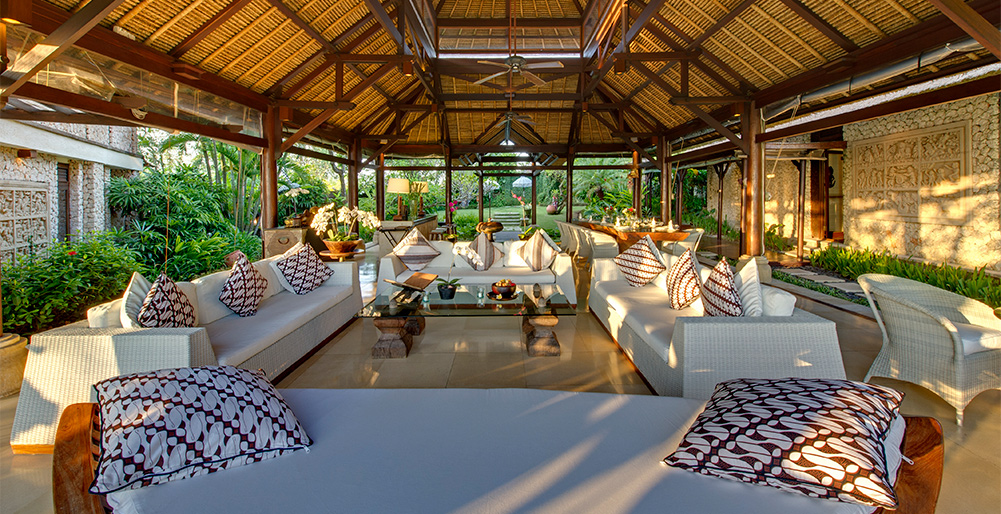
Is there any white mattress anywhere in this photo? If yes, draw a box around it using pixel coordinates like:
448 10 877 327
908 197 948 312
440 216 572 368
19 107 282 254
108 388 879 514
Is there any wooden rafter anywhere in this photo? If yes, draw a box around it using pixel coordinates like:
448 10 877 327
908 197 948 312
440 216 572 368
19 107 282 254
146 0 205 45
281 109 338 153
362 0 404 50
170 0 255 58
587 110 658 166
265 0 336 52
775 0 858 53
690 0 756 48
926 0 1001 59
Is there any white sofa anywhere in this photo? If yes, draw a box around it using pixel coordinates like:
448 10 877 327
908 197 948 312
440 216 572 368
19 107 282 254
11 257 361 451
589 255 845 399
377 240 577 303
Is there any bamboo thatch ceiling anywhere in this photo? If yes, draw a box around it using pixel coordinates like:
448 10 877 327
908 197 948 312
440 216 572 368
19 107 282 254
9 0 999 157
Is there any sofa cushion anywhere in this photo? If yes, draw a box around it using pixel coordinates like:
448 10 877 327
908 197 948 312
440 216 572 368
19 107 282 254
455 234 504 271
120 272 152 328
88 299 124 328
954 321 1001 355
192 270 233 326
138 273 197 328
592 279 702 362
518 230 559 271
666 250 701 310
220 254 269 317
425 241 456 268
446 266 557 285
254 258 285 300
701 260 742 317
734 260 763 316
613 236 666 287
205 280 353 367
502 241 530 267
761 285 796 316
392 229 440 271
275 244 332 295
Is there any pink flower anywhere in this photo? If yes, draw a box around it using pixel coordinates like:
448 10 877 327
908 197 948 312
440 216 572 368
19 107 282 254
67 251 78 256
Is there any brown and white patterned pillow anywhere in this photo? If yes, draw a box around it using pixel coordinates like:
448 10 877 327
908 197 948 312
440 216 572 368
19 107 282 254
612 236 666 287
665 377 904 509
701 260 743 316
219 253 269 316
665 249 701 309
459 232 504 271
137 273 196 328
393 228 441 271
89 365 311 493
275 243 332 295
518 230 560 271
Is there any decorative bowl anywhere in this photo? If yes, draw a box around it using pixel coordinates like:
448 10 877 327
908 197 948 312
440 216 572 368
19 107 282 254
492 282 516 298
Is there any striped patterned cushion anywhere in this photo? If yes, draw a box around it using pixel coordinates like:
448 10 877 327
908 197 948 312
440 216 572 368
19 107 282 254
137 273 196 328
459 232 504 271
702 259 743 316
275 244 332 295
517 230 559 271
392 228 441 271
219 253 269 317
666 249 701 309
613 235 666 287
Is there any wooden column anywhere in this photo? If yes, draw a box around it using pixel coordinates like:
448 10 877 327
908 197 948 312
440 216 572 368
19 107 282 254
347 138 360 208
530 172 538 225
260 105 281 229
675 167 687 225
796 159 807 261
714 163 728 242
742 102 765 256
631 150 642 216
477 173 484 222
445 148 453 227
566 148 575 222
658 140 670 223
376 153 386 220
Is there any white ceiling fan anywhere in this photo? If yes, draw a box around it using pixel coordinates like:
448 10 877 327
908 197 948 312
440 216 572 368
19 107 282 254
472 0 564 88
491 110 536 129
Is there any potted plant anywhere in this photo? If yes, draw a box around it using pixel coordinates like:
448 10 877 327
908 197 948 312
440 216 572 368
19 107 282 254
310 203 380 253
436 277 460 300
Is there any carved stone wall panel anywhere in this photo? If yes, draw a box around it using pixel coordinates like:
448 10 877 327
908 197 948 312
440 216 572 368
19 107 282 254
0 181 49 263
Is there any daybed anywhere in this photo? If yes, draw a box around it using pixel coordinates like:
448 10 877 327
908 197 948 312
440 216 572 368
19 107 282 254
589 254 845 398
376 239 577 303
55 387 942 514
10 257 361 451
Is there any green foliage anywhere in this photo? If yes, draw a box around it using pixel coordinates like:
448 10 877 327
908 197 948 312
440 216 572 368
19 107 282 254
2 234 143 335
765 224 792 252
436 277 461 286
772 270 869 307
452 212 480 240
810 246 1001 308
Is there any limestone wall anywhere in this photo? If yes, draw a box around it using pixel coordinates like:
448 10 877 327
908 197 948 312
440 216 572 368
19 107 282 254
843 93 1000 271
0 147 59 262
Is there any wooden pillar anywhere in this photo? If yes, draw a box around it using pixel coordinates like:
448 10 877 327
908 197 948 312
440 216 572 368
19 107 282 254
796 159 807 262
631 151 641 216
347 138 360 208
566 148 574 222
741 102 765 256
260 105 281 229
477 173 484 222
445 148 453 227
658 140 670 223
714 164 728 242
675 167 686 225
376 153 386 220
530 172 537 225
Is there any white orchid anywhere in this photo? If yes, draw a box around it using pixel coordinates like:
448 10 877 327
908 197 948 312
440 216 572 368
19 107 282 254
310 202 380 241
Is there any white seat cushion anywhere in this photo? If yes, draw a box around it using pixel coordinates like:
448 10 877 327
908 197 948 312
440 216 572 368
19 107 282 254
761 285 796 316
593 279 702 361
954 322 1001 355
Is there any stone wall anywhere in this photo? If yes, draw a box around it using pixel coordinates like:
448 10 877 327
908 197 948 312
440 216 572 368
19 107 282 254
843 93 1000 271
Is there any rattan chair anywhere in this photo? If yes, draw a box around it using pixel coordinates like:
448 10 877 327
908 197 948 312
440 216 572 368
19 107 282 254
858 273 1001 426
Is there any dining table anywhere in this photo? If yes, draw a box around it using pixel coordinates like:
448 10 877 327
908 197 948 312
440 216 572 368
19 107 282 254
574 221 688 252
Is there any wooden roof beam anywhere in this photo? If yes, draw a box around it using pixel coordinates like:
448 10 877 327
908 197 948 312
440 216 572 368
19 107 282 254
441 93 579 101
264 0 336 52
926 0 1000 59
437 18 582 28
775 0 858 53
0 109 139 127
362 0 404 51
170 0 254 58
586 111 658 166
1 0 128 99
281 109 338 153
275 100 355 109
690 0 756 48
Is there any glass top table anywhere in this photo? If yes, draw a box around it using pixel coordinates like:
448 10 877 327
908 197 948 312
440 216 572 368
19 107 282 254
358 283 576 358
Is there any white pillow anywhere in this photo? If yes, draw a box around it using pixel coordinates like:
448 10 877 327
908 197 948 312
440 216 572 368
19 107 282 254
120 272 152 328
267 242 304 294
503 241 530 267
761 285 796 316
191 271 231 325
253 259 285 300
733 260 763 317
88 299 123 328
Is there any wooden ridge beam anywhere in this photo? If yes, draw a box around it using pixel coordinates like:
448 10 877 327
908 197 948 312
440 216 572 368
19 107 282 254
775 0 858 53
2 0 128 98
757 75 1001 143
362 0 404 50
170 0 254 58
926 0 1001 59
281 109 338 153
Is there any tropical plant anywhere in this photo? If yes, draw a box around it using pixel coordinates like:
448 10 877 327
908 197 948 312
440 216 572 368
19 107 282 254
310 203 380 241
436 277 461 286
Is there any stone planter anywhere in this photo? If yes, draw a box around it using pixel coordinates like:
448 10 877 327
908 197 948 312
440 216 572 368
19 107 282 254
0 333 28 398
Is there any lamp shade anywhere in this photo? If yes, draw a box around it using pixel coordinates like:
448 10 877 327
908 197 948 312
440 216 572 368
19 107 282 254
387 178 410 194
414 181 429 193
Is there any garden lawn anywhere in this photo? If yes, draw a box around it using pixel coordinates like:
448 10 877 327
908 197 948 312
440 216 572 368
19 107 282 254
433 206 568 241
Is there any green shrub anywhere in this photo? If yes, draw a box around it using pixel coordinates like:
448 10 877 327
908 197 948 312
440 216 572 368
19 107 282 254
2 234 143 335
452 212 479 240
810 246 1001 308
110 225 260 282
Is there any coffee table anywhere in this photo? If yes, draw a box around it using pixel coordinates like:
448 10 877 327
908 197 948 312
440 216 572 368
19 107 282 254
357 283 576 358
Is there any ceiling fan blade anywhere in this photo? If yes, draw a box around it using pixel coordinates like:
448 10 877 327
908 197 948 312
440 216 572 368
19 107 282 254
523 61 564 69
473 70 509 85
491 118 510 129
477 60 511 68
520 70 547 87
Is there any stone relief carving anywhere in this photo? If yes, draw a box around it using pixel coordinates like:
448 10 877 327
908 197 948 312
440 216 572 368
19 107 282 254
0 183 49 264
851 121 970 225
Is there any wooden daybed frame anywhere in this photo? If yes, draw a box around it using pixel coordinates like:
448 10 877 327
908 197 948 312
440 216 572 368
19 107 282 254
52 403 945 514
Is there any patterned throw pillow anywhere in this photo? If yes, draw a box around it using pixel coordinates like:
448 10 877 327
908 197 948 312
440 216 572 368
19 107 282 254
137 273 196 328
459 232 504 271
219 253 269 316
665 377 904 509
612 236 666 287
393 228 441 271
275 243 332 295
517 230 560 271
665 249 701 309
89 366 311 493
701 260 743 316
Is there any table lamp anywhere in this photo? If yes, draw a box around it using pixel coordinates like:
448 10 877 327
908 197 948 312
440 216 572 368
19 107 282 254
414 181 429 216
387 178 410 220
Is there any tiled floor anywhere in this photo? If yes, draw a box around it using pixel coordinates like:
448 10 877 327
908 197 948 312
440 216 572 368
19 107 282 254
1 250 998 513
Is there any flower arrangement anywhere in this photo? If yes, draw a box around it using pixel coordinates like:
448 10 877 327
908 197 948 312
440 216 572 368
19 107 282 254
622 207 636 218
447 200 459 213
310 203 380 241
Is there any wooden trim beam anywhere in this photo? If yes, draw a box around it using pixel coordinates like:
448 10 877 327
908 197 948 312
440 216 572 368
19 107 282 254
926 0 1001 59
170 0 254 58
0 109 139 126
2 0 128 98
280 109 338 153
775 0 858 53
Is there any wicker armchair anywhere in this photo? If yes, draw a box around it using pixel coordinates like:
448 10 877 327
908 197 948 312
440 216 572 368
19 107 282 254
858 273 1001 426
